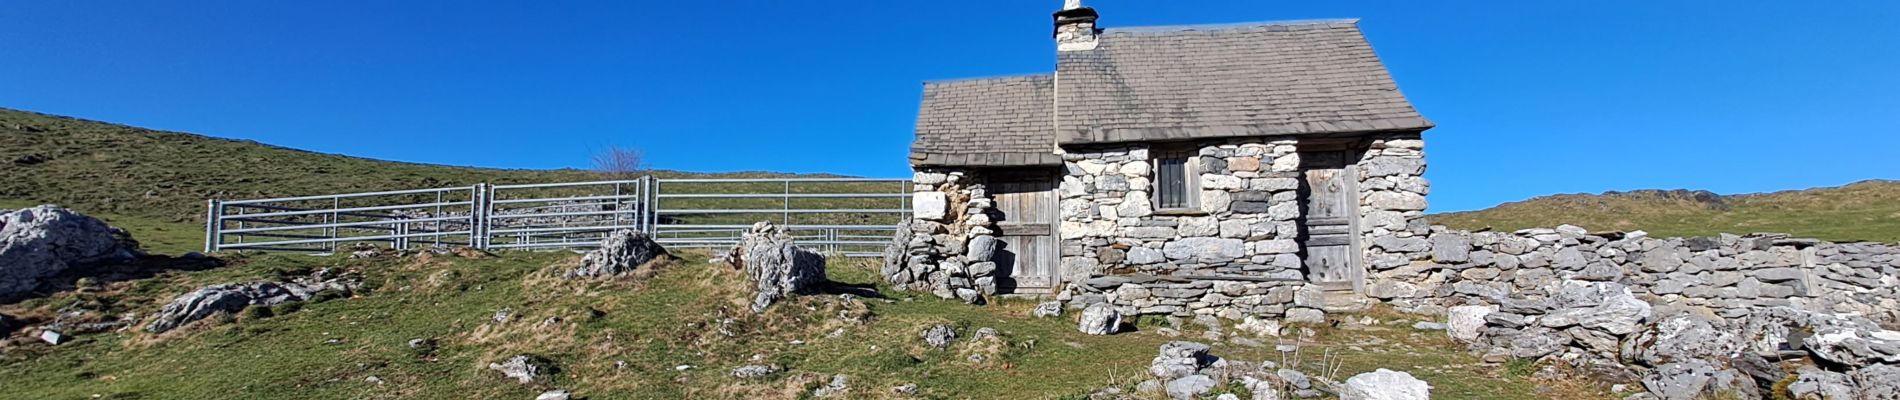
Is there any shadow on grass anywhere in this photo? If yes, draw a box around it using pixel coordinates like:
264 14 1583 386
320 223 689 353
0 254 225 305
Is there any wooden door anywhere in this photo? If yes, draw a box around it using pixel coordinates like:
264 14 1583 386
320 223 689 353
1300 150 1362 292
991 177 1058 295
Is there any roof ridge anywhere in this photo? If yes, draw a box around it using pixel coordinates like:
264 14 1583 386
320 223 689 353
1104 18 1360 35
922 73 1053 86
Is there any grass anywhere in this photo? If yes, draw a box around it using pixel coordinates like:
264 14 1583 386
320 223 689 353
1431 180 1900 243
0 243 1603 399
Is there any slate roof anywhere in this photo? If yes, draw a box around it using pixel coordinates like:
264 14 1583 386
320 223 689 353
910 18 1432 167
910 74 1062 167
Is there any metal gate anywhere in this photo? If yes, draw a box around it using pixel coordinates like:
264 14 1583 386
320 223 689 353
204 177 908 257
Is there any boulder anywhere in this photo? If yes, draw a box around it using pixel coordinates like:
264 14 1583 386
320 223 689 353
145 269 359 333
1149 341 1213 381
1340 368 1431 400
0 205 141 299
1078 303 1121 335
536 390 572 400
1031 301 1063 318
723 222 828 313
564 230 668 279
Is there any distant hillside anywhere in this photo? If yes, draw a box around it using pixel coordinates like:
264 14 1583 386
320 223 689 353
0 108 822 222
1431 180 1900 243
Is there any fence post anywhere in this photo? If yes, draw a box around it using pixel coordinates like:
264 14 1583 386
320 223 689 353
204 199 221 253
470 183 487 249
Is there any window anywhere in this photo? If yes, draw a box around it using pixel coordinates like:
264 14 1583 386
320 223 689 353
1153 149 1197 210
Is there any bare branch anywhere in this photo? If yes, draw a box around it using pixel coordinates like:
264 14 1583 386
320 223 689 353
591 145 646 180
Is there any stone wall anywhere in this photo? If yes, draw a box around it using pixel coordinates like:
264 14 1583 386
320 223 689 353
1355 134 1432 276
1373 225 1900 325
882 169 1001 304
1402 225 1900 399
1057 139 1307 282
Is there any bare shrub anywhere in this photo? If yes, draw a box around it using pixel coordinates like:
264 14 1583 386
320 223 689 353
591 145 646 180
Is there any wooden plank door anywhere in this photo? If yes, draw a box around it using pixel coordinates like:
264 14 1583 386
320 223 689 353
991 178 1058 295
1300 150 1362 292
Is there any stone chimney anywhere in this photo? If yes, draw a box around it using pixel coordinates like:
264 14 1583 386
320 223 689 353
1053 0 1100 51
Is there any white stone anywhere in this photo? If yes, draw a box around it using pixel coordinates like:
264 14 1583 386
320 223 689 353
1117 191 1154 218
1164 237 1246 262
1340 369 1431 400
1178 216 1219 237
1447 305 1495 342
1271 153 1301 172
1201 174 1243 190
1367 191 1427 211
1199 190 1231 213
1076 160 1108 175
1121 161 1150 177
912 192 948 220
1253 240 1299 255
913 171 947 185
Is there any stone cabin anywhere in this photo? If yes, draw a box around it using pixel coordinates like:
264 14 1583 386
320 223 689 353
885 3 1434 318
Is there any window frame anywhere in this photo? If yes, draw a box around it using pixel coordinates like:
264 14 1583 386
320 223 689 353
1149 147 1200 211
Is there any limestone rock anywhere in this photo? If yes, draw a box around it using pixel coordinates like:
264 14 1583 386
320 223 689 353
1340 368 1431 400
732 364 780 379
1852 364 1899 400
488 354 556 384
565 230 668 279
0 205 142 299
1164 374 1216 400
912 192 947 220
1640 360 1757 400
1447 305 1494 342
1149 341 1212 381
724 222 828 313
1078 303 1121 335
1786 366 1855 400
921 324 955 349
1031 301 1063 318
1622 313 1745 367
146 269 359 333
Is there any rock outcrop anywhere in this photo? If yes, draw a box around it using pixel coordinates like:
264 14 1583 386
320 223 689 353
145 269 360 333
721 222 826 313
0 205 141 298
564 230 668 279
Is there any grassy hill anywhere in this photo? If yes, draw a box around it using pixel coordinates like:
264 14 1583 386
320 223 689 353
1431 180 1900 243
0 250 1579 399
0 108 827 224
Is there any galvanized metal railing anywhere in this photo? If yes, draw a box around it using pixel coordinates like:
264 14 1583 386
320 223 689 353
650 178 911 257
205 177 909 257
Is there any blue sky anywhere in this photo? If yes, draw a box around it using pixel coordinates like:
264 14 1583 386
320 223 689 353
2 1 1896 212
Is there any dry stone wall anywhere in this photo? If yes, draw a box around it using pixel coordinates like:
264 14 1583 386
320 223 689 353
882 169 1000 304
1355 134 1432 275
1374 225 1900 325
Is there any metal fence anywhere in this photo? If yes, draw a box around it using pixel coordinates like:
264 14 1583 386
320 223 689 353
204 177 908 257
